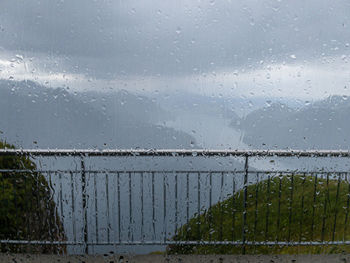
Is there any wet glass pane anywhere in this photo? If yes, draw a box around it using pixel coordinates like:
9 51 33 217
1 0 350 258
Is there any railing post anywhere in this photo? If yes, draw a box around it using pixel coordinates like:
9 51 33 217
81 156 88 254
242 154 249 254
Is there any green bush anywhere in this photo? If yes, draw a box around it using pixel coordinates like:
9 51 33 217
0 141 65 253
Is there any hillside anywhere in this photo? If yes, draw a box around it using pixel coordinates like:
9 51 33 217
232 96 350 149
0 79 195 149
169 174 350 254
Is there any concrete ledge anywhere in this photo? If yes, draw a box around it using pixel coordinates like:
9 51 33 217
1 254 350 263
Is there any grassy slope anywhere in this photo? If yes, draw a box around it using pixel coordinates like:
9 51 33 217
169 174 350 254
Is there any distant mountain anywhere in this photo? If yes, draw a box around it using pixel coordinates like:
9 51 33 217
155 92 241 121
77 89 171 125
232 96 350 149
0 79 195 149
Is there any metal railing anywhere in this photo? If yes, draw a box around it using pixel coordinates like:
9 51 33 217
1 149 350 254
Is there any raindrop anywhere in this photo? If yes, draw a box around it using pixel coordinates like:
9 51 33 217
250 18 255 26
175 27 181 34
15 54 24 60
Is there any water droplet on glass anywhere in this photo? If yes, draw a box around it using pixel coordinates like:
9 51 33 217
175 27 181 34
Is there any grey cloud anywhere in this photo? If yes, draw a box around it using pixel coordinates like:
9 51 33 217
1 0 350 78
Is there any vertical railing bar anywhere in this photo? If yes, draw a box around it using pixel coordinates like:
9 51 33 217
129 172 133 243
113 171 117 246
94 172 99 245
105 172 110 244
253 172 259 247
140 172 144 243
47 171 54 244
321 173 329 242
219 172 224 241
3 172 7 252
24 173 31 243
2 172 5 218
117 172 121 244
59 172 64 243
186 173 190 239
36 171 40 242
299 173 306 243
13 172 18 241
232 173 236 242
197 172 201 242
276 173 282 243
3 171 9 252
32 172 38 245
265 174 271 242
152 172 155 241
311 173 318 241
332 172 341 242
343 173 350 242
209 172 212 241
80 157 88 254
70 171 77 244
288 173 294 243
175 172 178 238
242 155 248 254
163 173 167 244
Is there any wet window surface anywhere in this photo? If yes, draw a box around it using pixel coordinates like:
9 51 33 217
1 0 350 258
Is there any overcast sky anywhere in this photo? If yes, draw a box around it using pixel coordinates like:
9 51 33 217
1 0 350 100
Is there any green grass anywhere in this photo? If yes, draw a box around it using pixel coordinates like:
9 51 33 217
168 174 350 254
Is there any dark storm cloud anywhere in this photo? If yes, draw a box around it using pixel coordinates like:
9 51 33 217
1 0 350 78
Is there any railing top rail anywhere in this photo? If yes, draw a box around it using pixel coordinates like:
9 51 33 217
0 149 350 157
